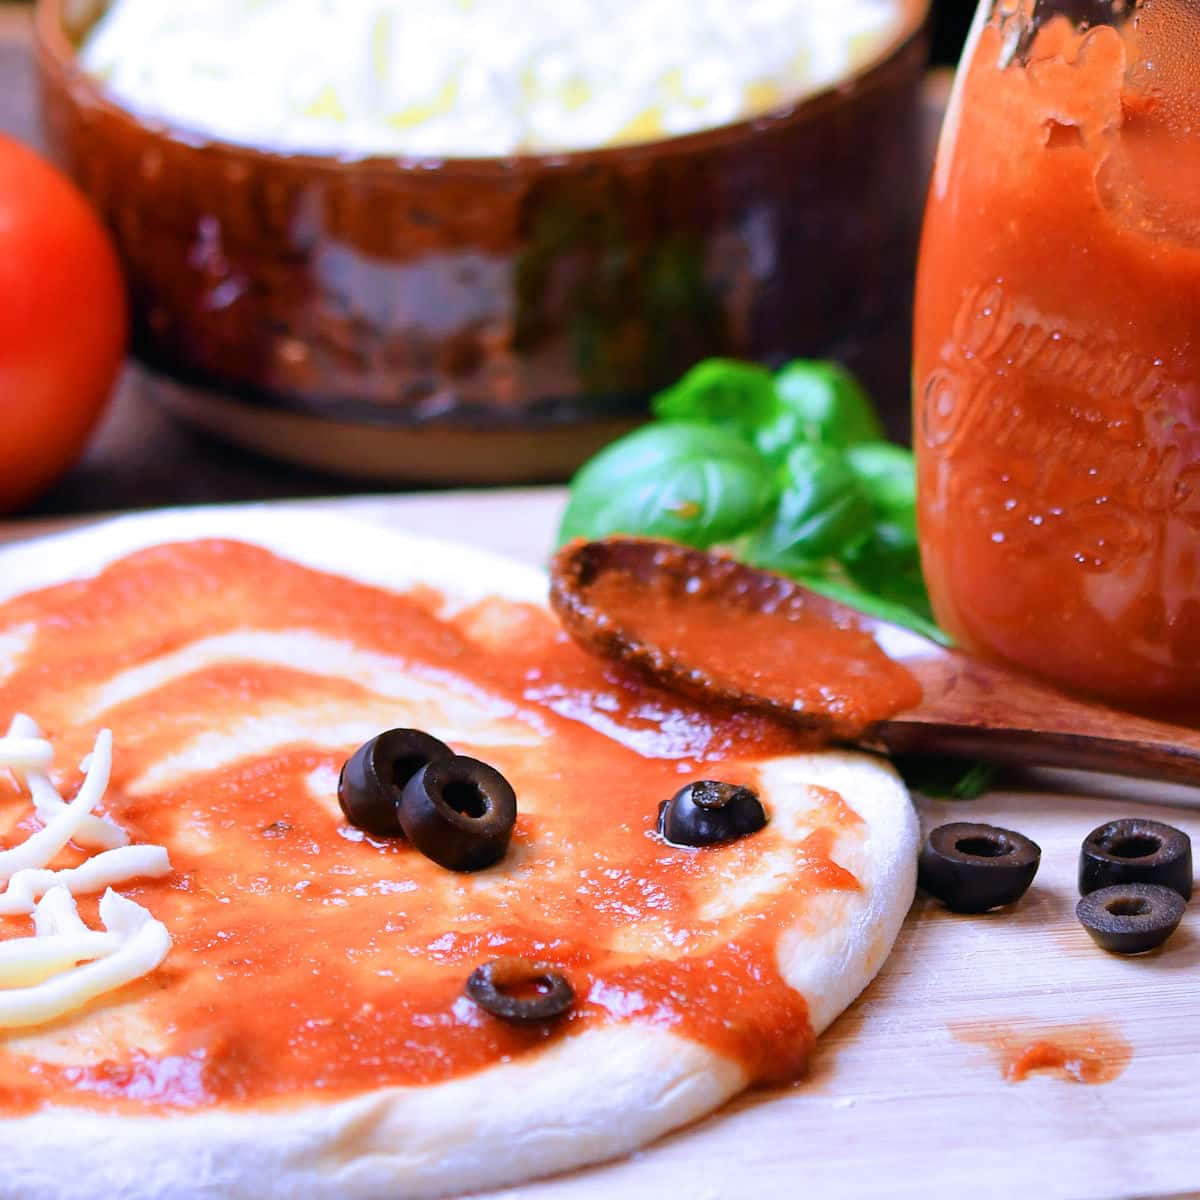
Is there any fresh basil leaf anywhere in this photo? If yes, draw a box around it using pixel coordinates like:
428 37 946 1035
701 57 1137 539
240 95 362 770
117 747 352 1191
652 359 780 440
864 515 919 559
845 441 917 517
742 443 873 569
894 756 998 800
841 518 935 623
557 422 776 549
758 361 884 456
833 514 920 577
837 442 933 619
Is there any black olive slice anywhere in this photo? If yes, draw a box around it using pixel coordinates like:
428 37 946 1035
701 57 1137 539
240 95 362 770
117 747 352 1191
1076 883 1186 955
657 780 767 848
465 958 575 1023
398 755 517 871
338 728 454 836
918 822 1041 913
1079 818 1193 900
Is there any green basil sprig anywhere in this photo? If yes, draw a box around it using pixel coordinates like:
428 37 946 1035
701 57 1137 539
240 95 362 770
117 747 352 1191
559 356 942 642
766 360 884 454
741 443 873 569
893 757 999 800
653 358 883 463
558 421 777 550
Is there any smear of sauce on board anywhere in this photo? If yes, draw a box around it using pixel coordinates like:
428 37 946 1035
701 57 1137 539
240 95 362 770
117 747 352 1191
0 539 868 1114
951 1022 1132 1085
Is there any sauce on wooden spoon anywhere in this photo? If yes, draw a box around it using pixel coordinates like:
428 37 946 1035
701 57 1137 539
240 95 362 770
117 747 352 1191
550 537 922 743
550 538 1200 790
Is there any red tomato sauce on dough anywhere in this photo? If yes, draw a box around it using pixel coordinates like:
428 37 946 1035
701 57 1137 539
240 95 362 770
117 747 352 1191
0 541 867 1114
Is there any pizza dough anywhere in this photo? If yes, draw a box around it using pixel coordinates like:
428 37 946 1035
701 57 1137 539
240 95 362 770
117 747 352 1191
0 507 919 1200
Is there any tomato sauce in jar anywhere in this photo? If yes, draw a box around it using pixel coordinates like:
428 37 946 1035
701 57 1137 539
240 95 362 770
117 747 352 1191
914 4 1200 717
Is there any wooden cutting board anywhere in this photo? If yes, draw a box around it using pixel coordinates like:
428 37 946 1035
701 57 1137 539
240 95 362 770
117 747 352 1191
3 487 1198 1200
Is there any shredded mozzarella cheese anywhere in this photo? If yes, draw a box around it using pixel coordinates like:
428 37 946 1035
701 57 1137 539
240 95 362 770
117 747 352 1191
5 715 128 852
0 736 53 773
0 846 173 916
0 729 112 881
0 930 123 988
0 889 171 1029
0 719 174 1026
81 0 903 157
33 884 91 938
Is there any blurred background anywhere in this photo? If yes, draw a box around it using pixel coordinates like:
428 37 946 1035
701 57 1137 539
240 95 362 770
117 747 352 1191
0 0 977 522
930 0 973 64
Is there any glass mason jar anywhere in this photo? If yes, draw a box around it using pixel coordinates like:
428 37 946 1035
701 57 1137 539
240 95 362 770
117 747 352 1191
913 0 1200 718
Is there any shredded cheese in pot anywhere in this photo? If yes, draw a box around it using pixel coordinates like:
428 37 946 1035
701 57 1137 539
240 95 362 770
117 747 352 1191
80 0 903 157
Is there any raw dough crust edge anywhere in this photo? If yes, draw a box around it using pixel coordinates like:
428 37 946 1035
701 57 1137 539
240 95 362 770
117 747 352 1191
0 505 919 1200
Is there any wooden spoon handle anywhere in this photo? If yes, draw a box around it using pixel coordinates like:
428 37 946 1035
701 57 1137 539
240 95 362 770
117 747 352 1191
875 718 1200 788
881 647 1200 788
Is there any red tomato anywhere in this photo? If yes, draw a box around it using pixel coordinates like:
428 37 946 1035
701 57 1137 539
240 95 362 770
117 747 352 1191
0 135 126 513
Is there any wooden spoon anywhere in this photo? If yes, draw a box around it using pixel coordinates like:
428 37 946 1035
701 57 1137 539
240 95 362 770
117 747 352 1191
550 538 1200 790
